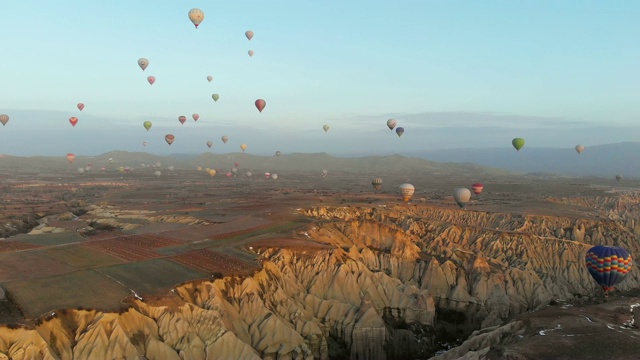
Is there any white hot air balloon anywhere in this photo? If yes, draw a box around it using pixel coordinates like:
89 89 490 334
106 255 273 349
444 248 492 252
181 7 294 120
154 171 161 177
575 145 585 154
453 187 472 209
399 183 415 202
271 174 278 180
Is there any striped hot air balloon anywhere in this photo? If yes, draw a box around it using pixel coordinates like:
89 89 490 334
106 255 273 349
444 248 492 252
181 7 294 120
372 178 383 191
188 8 205 28
586 245 632 296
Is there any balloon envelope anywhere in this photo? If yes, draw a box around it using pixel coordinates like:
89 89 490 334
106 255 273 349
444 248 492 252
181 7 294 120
192 113 199 121
372 178 383 191
221 136 229 144
255 99 266 112
66 153 76 163
212 94 220 102
143 121 152 131
386 119 397 130
234 162 240 167
178 116 186 125
206 141 213 148
245 30 254 40
147 76 155 85
575 145 585 154
207 75 213 82
616 175 623 182
188 8 205 28
453 187 472 208
248 50 254 57
138 58 149 71
323 125 330 132
77 103 84 111
586 245 632 293
471 183 484 195
240 144 247 152
399 183 415 202
512 138 525 151
0 114 9 126
396 127 404 137
69 117 78 127
165 134 175 145
275 151 282 157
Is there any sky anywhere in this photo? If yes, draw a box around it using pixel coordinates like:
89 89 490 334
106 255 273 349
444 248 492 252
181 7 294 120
0 1 638 156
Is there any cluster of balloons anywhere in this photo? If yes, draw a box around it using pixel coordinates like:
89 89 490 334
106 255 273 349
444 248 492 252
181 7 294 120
386 119 404 137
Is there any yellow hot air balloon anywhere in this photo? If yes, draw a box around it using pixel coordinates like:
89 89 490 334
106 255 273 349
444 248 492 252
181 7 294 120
240 144 247 152
399 183 415 203
208 169 217 177
188 8 205 28
143 121 152 131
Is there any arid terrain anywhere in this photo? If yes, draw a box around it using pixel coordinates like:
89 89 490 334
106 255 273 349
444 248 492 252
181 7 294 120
0 152 638 359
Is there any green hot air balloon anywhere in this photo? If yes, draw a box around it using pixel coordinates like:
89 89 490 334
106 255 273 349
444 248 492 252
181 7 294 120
212 94 220 102
143 121 152 131
512 138 525 151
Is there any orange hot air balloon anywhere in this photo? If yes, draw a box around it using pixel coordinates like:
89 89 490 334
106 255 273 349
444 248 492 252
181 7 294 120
0 114 9 126
255 99 266 113
69 117 78 127
192 113 199 121
471 183 484 195
178 116 187 125
66 153 76 163
147 76 155 85
77 103 85 111
165 134 175 145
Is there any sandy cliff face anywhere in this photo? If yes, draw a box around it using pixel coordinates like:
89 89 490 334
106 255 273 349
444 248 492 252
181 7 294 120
1 193 639 359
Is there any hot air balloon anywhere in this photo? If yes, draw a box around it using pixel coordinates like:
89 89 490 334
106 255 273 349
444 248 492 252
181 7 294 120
512 138 525 151
275 151 282 157
240 144 247 152
321 169 328 178
143 121 152 131
246 171 253 177
212 94 220 102
575 145 585 154
221 136 229 144
155 162 161 168
271 174 278 180
372 178 383 191
165 134 175 145
616 174 623 182
245 30 254 40
168 166 174 172
188 8 205 28
0 114 9 126
453 187 472 209
178 116 187 125
323 125 330 133
108 158 114 163
248 50 254 57
142 141 147 147
586 245 632 296
234 162 240 167
192 113 199 121
255 99 266 113
77 167 85 174
154 171 161 177
232 168 238 175
207 141 213 148
138 58 149 71
396 127 404 137
147 76 155 85
386 119 397 130
471 183 484 195
66 153 76 163
77 103 85 111
208 169 217 177
399 183 415 203
265 172 271 179
69 117 78 127
226 172 233 178
207 75 213 82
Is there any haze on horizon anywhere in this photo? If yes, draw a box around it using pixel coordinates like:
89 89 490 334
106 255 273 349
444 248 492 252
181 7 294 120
0 1 638 157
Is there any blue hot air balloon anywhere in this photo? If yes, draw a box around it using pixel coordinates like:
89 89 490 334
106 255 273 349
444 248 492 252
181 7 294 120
396 127 405 137
585 245 632 296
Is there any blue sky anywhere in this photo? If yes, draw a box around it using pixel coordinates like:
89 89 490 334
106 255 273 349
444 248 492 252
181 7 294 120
0 1 638 156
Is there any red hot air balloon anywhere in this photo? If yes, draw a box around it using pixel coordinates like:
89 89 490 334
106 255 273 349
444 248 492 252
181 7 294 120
165 134 175 145
69 117 78 127
255 99 266 113
77 103 85 111
66 153 76 163
192 113 199 121
178 116 187 125
471 183 484 195
147 76 155 85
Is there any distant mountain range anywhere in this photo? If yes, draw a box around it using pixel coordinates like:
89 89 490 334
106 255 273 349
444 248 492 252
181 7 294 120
405 142 640 178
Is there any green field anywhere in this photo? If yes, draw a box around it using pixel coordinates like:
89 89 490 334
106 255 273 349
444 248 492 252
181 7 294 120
39 245 126 269
97 258 207 295
13 232 85 246
3 270 132 318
